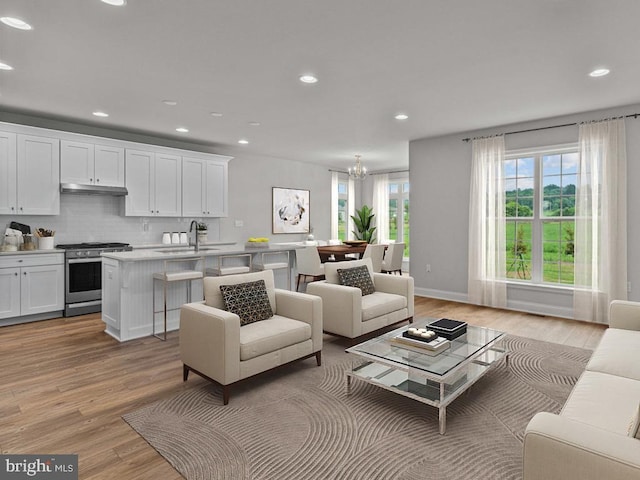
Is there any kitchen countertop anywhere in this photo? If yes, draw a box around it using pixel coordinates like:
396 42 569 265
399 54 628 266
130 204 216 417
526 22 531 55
102 243 304 262
130 241 235 250
0 248 65 256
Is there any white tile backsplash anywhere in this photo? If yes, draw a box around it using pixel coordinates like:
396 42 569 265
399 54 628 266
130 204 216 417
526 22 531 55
1 195 220 246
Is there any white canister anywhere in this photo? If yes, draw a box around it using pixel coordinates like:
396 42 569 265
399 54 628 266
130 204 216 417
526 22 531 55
180 232 188 244
171 232 180 244
162 232 171 245
38 236 55 250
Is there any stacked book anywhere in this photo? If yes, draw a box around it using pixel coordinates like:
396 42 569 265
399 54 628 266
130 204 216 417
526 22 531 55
427 318 468 340
391 327 450 356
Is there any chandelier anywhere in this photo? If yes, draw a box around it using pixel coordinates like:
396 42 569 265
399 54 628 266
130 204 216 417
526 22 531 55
348 155 367 179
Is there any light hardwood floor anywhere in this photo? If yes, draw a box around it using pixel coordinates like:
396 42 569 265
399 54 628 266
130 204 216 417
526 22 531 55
0 297 606 479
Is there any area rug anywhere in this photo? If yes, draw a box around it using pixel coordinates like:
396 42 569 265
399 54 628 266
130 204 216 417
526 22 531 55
123 335 591 480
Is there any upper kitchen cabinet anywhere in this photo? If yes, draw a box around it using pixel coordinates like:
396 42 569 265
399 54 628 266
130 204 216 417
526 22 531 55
0 132 59 215
182 157 229 217
60 140 125 187
125 149 182 217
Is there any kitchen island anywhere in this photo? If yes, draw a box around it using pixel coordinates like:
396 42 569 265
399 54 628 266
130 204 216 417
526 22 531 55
101 243 302 341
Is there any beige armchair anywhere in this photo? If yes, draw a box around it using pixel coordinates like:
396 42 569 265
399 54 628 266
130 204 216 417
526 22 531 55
307 258 414 339
180 269 322 404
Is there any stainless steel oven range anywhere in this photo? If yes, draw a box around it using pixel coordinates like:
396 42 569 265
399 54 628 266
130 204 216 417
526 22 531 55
57 242 132 317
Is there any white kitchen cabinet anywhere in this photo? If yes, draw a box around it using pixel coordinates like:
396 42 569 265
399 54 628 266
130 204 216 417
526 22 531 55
17 134 60 215
61 141 125 187
0 131 17 215
0 132 59 215
0 267 21 318
182 157 228 217
0 253 64 320
125 149 182 217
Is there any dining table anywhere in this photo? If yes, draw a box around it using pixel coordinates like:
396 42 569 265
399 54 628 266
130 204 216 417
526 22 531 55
316 243 368 262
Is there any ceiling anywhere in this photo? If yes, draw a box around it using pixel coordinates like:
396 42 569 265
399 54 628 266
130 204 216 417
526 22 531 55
1 0 639 172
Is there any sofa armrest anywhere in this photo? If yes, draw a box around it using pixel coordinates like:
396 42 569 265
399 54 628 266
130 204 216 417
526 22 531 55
372 273 414 317
610 300 640 331
307 281 362 338
179 303 241 385
524 412 640 480
274 289 323 352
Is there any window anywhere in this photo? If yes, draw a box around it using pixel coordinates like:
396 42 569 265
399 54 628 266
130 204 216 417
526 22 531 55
504 145 578 285
337 181 348 242
388 180 410 257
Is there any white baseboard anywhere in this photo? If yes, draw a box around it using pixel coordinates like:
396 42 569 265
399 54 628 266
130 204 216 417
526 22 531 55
415 287 575 319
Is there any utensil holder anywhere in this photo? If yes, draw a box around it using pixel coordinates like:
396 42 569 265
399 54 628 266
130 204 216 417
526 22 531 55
38 236 55 250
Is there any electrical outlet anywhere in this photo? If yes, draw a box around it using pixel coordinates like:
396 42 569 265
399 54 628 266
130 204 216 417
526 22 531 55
142 220 149 232
426 264 431 272
235 220 244 227
628 281 632 293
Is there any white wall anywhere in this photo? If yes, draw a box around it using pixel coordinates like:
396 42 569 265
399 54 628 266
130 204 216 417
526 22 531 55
0 112 331 246
409 103 640 317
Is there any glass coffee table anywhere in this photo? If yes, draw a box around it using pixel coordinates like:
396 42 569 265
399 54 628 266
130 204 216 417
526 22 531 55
345 318 508 434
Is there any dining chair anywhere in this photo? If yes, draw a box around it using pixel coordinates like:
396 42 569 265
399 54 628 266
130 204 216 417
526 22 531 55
381 242 405 274
362 243 386 273
295 246 325 291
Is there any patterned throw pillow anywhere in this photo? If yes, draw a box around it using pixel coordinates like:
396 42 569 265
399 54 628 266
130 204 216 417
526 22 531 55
337 265 375 296
629 403 640 440
219 280 274 326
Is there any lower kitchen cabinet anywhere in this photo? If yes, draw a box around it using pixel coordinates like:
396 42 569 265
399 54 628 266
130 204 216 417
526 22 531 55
0 253 64 322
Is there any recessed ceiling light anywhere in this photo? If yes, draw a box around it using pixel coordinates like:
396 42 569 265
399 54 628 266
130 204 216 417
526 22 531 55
92 111 109 117
248 121 261 126
238 139 249 145
176 127 189 133
299 74 318 84
210 112 223 117
162 100 177 106
101 0 127 6
0 17 32 30
0 62 13 70
589 68 610 77
394 114 409 120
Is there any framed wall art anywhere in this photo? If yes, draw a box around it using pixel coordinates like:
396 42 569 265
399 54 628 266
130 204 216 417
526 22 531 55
272 187 310 234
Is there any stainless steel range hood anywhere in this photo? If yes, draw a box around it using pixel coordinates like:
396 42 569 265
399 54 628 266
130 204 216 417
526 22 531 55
60 183 128 196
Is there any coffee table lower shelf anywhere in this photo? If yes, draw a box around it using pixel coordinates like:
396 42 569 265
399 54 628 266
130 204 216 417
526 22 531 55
346 348 507 434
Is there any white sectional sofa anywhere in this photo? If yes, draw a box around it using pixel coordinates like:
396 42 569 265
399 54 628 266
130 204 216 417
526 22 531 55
523 300 640 480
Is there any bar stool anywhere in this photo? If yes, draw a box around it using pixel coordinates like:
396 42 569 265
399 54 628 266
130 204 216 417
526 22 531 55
253 251 291 290
153 257 204 341
206 254 252 276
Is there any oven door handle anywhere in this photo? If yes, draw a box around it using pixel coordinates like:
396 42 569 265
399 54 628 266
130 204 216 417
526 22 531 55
68 257 102 264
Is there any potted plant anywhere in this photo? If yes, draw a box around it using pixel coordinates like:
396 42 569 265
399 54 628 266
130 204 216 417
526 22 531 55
196 222 208 243
351 205 376 243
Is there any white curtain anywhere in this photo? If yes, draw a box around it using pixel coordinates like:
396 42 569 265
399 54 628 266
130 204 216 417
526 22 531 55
574 118 627 323
347 177 355 240
330 171 339 239
468 136 507 308
372 174 389 243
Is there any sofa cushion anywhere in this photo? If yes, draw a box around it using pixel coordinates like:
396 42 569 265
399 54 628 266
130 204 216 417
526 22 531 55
561 370 640 435
337 265 375 296
629 403 640 439
361 291 407 322
220 280 273 326
239 315 312 361
204 270 276 311
586 328 640 381
324 258 374 285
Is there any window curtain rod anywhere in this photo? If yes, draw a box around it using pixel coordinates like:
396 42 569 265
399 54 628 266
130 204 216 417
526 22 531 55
461 112 640 142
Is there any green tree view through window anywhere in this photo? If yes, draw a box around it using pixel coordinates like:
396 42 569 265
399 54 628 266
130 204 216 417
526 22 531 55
504 148 577 285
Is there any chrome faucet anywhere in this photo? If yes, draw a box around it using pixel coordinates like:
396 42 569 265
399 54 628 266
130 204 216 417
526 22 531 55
189 220 200 252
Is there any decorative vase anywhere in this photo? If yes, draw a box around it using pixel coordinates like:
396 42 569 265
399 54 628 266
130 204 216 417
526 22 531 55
197 231 208 243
